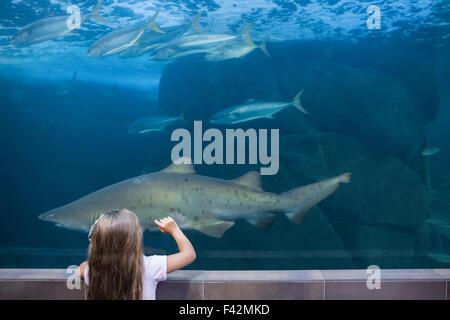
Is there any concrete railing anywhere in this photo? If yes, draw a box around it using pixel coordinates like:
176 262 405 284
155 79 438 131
0 269 448 300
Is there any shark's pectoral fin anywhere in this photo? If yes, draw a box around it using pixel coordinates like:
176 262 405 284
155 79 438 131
169 212 232 238
232 171 262 190
193 220 234 238
246 214 275 229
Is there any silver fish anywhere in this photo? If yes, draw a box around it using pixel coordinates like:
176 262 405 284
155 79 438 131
128 114 182 135
210 90 307 125
39 161 352 238
11 0 106 46
119 11 205 59
205 24 269 61
150 33 238 61
421 147 442 156
88 10 164 58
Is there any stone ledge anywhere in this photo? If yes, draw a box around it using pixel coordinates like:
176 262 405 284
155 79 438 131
0 269 448 300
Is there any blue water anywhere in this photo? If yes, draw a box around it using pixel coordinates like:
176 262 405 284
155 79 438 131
0 0 449 269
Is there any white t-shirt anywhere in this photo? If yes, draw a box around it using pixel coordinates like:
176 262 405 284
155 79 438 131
84 255 167 300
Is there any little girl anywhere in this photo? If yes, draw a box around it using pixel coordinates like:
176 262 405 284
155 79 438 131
77 209 196 300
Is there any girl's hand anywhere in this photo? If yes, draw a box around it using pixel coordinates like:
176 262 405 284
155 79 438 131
154 216 179 235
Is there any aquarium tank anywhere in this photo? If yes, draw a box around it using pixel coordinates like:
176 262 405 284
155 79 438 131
0 0 449 270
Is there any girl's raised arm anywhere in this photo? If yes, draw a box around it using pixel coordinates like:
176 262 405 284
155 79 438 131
154 217 196 273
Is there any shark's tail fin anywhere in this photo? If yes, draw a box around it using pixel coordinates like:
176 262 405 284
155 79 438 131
282 173 351 224
292 89 308 114
89 0 109 24
148 10 165 33
242 24 270 57
190 11 205 34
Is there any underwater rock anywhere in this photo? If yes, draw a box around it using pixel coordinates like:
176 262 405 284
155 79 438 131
279 59 426 158
158 41 434 158
268 40 439 123
277 133 428 228
276 133 430 266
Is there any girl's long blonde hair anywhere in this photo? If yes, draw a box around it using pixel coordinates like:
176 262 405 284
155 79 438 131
87 209 144 300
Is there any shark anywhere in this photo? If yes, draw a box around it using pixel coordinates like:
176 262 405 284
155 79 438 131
39 161 351 238
11 0 107 46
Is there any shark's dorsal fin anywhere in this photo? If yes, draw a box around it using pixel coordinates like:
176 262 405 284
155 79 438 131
162 158 195 174
232 171 262 190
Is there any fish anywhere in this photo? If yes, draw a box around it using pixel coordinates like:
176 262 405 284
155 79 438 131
128 113 184 135
119 11 205 59
205 24 270 61
38 160 352 238
209 90 307 125
118 25 187 59
421 147 442 156
149 33 238 61
57 71 80 96
11 0 106 46
88 10 164 58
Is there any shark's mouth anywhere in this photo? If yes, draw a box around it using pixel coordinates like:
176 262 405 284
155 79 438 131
38 215 89 233
52 223 89 233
